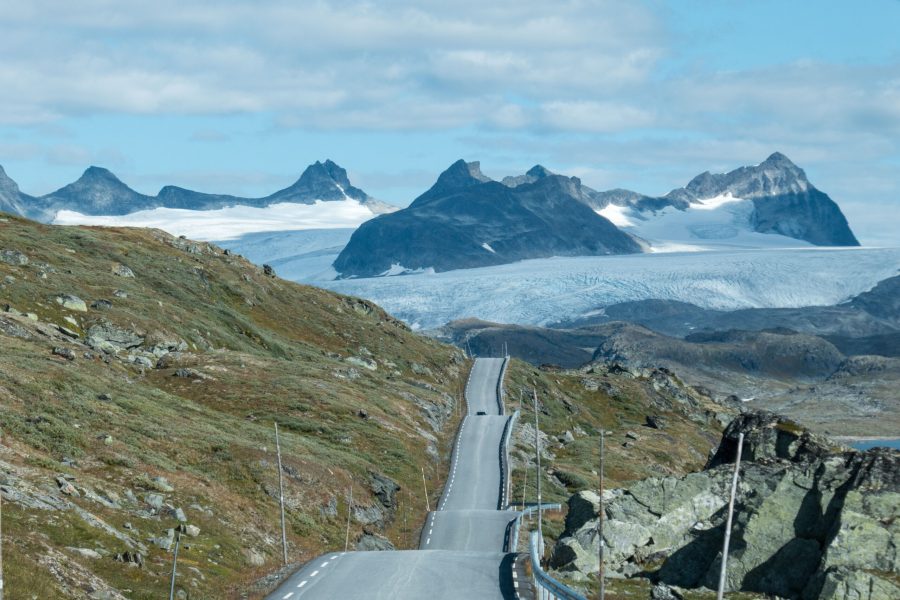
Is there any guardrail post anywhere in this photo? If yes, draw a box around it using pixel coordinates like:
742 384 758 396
599 429 606 600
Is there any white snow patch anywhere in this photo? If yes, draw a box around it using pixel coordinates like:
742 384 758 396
378 263 436 277
53 199 377 241
481 242 497 253
618 193 813 252
596 204 635 227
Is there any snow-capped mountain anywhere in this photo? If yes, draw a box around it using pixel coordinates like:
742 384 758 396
0 160 395 240
591 152 859 249
333 159 643 278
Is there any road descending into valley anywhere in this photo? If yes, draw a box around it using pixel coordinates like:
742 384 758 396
264 357 521 600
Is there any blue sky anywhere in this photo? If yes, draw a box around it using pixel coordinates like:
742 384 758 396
1 0 898 244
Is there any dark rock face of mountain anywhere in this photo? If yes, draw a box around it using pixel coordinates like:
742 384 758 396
0 166 34 217
333 160 643 278
265 159 369 204
584 152 859 246
667 153 859 246
41 167 157 216
0 160 386 221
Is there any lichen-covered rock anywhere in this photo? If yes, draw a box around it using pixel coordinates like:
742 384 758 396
550 411 900 598
55 294 87 312
86 321 144 354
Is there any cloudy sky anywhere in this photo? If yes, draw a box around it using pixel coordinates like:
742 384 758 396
1 0 898 244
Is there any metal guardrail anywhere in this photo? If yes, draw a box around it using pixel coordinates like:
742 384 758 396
529 530 588 600
496 356 509 415
499 410 519 509
507 503 561 553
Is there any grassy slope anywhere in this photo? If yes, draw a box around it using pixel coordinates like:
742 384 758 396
0 214 466 598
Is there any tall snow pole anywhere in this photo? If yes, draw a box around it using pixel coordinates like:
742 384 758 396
532 388 543 555
717 432 744 600
275 422 288 566
598 429 606 600
421 467 430 512
344 482 353 552
168 530 181 600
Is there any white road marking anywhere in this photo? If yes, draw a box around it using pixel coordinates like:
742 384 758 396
298 581 307 588
426 537 431 544
310 570 319 577
282 593 294 599
320 561 329 567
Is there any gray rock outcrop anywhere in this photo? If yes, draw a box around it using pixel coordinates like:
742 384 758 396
550 411 899 599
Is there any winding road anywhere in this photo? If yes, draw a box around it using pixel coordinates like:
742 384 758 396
264 357 519 600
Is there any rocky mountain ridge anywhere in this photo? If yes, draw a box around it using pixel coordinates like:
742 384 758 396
333 159 644 277
550 410 900 599
591 152 860 247
0 159 393 222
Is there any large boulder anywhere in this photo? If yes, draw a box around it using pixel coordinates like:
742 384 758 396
549 411 900 598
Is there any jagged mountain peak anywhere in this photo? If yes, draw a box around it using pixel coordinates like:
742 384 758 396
526 164 554 179
0 165 19 192
266 159 370 204
79 165 122 182
681 152 810 201
761 151 796 168
501 164 556 188
422 160 493 198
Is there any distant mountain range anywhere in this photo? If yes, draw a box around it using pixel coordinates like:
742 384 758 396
334 152 860 278
1 152 861 278
0 159 394 222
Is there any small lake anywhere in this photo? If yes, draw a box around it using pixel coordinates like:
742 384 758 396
850 439 900 451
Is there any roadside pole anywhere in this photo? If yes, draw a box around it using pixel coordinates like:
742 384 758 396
344 482 353 552
421 467 430 512
521 464 527 513
275 422 288 566
717 432 744 600
532 389 543 556
598 429 605 600
168 530 181 600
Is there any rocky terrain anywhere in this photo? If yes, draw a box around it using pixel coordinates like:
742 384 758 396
0 213 467 597
439 271 900 437
0 159 393 222
0 212 743 598
549 411 900 599
333 160 643 277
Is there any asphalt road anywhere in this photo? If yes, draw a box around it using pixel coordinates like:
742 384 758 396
265 357 518 600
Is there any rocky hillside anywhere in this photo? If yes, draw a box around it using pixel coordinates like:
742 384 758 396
550 411 899 599
0 213 465 598
333 160 642 278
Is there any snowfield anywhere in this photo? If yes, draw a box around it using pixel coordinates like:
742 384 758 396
316 247 900 330
599 193 816 252
54 199 377 241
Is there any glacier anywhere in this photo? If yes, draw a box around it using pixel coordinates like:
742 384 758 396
317 247 900 330
53 199 376 241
